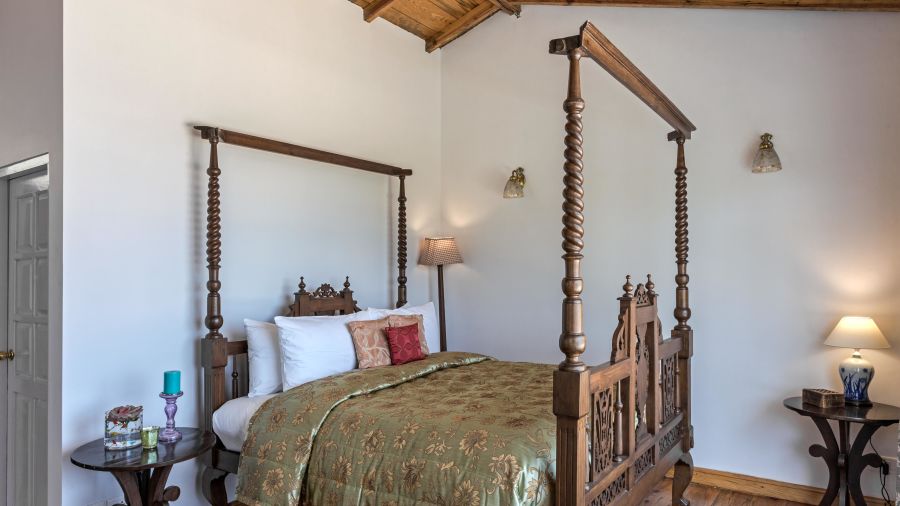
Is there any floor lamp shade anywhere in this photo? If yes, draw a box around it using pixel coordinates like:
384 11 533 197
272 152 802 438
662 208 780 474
419 237 463 266
419 237 462 353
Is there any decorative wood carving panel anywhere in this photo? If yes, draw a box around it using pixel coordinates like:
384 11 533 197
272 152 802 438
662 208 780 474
610 313 628 364
635 322 650 439
634 283 651 305
632 446 655 482
311 283 339 298
659 421 683 456
661 355 677 424
591 386 615 477
590 472 627 506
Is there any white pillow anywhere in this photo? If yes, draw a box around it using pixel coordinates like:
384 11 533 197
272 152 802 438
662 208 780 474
244 319 283 397
368 302 440 352
275 311 372 391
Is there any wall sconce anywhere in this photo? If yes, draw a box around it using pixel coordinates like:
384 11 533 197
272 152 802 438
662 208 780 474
752 133 782 173
503 167 526 198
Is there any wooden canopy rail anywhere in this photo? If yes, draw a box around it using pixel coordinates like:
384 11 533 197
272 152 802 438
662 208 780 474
194 126 412 177
194 126 411 504
550 22 696 506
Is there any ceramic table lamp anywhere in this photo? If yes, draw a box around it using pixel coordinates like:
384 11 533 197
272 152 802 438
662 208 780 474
824 316 890 406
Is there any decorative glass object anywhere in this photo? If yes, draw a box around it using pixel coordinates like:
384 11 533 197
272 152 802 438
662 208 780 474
159 391 184 442
503 167 526 198
751 133 782 173
104 405 143 450
141 426 160 449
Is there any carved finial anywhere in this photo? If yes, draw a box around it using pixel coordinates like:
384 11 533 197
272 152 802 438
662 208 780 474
344 276 351 290
298 277 307 293
646 274 655 294
623 275 634 297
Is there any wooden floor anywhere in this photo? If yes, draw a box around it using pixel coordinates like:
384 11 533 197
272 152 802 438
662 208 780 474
644 479 808 506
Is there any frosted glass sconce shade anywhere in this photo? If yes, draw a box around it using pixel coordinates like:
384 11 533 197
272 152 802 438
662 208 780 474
752 133 782 173
503 168 526 198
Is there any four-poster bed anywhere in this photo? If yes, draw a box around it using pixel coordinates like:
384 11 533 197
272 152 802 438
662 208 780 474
550 22 696 506
195 20 696 506
194 125 413 504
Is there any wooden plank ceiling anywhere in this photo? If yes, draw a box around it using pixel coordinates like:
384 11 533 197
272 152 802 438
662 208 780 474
350 0 900 52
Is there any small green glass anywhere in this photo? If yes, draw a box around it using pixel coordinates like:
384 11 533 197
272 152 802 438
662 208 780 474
141 426 159 449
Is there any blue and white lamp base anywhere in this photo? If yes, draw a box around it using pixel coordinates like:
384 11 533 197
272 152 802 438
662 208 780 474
838 350 874 406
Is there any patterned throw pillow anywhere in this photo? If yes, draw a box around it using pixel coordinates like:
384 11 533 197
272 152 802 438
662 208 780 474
347 317 392 368
386 314 429 355
384 323 426 365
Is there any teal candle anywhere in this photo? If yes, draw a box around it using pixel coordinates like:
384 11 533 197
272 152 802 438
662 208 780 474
163 370 181 395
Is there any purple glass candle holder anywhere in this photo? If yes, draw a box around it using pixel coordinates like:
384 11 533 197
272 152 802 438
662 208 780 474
158 391 183 443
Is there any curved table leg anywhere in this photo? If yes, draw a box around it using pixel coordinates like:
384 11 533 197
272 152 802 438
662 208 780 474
111 470 145 506
847 423 883 506
808 416 841 506
110 465 179 506
148 465 181 506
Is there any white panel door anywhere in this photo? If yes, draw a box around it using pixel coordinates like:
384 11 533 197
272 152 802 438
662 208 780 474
6 171 49 506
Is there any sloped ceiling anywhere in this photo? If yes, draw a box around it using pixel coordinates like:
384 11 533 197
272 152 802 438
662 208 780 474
349 0 900 52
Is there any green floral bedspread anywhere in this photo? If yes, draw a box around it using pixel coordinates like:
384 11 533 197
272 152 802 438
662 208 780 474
236 352 556 506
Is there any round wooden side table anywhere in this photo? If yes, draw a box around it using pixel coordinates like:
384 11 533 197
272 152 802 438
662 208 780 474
71 427 216 506
784 397 900 506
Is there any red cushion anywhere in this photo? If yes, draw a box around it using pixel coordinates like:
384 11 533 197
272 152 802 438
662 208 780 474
384 323 426 365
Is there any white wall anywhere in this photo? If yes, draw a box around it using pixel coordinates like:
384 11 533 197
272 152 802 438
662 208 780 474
62 1 440 504
0 0 64 504
441 8 900 497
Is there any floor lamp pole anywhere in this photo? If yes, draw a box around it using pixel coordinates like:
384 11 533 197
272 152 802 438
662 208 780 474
437 264 446 351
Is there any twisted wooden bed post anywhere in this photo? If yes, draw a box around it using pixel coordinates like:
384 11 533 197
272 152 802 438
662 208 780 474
560 48 587 374
205 133 224 340
199 129 230 505
396 175 408 308
673 136 691 332
670 134 694 506
201 130 228 431
554 47 591 506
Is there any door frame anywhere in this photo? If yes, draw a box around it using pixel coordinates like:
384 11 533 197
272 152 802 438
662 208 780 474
0 154 49 503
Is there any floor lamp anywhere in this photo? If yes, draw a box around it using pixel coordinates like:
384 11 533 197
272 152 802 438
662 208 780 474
419 237 462 352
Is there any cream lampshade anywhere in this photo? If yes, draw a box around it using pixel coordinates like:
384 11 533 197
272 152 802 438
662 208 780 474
825 316 890 406
419 237 463 352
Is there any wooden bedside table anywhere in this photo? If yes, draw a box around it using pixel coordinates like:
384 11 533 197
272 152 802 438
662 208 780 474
784 397 900 506
71 427 216 506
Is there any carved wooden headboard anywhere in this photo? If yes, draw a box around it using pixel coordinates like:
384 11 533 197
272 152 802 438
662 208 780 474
202 276 363 427
289 276 362 316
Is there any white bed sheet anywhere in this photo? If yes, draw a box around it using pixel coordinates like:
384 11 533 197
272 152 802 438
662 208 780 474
212 394 276 452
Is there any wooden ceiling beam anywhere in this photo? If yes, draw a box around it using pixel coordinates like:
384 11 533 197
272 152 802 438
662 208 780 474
426 1 499 52
359 0 900 53
487 0 522 16
513 0 900 9
364 0 400 22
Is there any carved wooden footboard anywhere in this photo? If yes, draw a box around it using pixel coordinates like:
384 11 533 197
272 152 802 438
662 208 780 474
579 279 693 506
550 22 696 506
